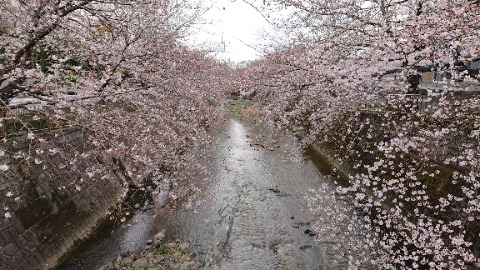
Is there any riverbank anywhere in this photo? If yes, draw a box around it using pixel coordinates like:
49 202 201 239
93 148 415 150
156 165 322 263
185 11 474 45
297 110 480 269
102 229 203 270
0 128 124 270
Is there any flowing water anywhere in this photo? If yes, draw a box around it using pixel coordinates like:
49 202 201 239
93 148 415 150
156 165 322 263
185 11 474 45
59 118 359 270
160 118 326 269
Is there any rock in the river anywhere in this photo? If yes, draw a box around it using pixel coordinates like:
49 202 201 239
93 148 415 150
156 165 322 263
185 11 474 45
122 255 133 265
154 229 166 241
178 260 196 270
178 243 191 253
132 257 149 268
300 244 313 250
104 233 201 270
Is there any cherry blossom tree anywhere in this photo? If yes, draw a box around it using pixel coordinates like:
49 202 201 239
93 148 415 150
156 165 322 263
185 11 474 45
240 0 480 268
0 0 231 201
1 0 479 268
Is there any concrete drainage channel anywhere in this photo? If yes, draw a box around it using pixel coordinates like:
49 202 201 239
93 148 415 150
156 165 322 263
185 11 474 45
2 118 373 270
0 127 182 270
57 171 210 270
57 118 371 270
56 177 173 270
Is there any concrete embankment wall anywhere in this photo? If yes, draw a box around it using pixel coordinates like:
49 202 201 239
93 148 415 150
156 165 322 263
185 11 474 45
0 128 125 270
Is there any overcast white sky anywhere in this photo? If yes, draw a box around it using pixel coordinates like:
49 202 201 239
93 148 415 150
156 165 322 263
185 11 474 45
185 0 273 63
183 1 375 63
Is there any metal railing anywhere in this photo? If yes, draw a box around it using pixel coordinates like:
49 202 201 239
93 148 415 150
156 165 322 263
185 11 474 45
0 106 67 138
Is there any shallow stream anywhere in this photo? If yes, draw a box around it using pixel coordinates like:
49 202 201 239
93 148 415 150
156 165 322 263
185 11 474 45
59 118 357 270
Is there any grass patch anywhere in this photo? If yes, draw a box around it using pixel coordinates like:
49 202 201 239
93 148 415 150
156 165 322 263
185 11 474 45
51 202 59 214
0 27 7 36
156 245 169 254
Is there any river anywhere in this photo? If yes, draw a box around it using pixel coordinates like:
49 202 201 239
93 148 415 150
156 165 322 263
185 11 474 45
59 117 359 270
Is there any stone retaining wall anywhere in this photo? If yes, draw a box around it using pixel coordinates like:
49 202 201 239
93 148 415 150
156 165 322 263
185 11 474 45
0 128 125 270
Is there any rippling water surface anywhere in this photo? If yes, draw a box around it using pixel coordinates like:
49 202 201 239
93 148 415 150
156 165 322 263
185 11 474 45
60 118 369 270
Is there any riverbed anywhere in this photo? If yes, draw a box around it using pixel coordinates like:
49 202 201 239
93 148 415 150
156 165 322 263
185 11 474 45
59 117 356 270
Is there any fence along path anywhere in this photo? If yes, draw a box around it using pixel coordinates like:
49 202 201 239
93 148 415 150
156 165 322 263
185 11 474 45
0 105 71 138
